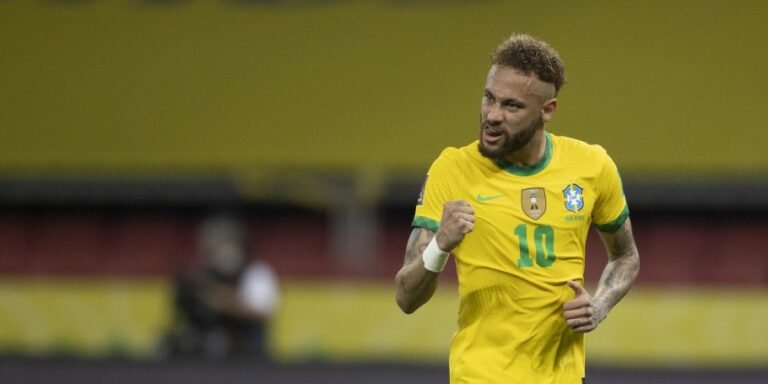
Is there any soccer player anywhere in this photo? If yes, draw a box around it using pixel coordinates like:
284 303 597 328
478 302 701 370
395 34 640 383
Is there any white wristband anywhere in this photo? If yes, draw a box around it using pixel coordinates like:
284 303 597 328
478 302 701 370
422 237 450 273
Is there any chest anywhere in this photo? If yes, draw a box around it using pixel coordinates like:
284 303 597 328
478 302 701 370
458 170 596 229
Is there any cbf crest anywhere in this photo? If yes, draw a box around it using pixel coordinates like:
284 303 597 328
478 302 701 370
563 184 584 212
522 188 546 220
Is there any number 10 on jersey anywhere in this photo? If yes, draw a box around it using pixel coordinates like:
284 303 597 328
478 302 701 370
513 224 556 268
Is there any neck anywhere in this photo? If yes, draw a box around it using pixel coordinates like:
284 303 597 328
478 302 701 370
503 130 547 167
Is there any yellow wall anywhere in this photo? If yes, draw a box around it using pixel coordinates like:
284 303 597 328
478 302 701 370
1 1 767 178
0 279 170 357
1 279 768 367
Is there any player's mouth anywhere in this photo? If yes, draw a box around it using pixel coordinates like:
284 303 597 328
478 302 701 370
483 126 504 145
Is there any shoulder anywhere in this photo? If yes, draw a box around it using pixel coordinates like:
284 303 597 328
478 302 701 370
550 133 613 165
429 141 482 171
435 142 473 162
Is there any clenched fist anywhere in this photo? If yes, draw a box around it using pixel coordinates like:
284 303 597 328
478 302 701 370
435 200 475 252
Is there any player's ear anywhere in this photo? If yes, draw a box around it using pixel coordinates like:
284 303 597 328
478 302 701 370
542 98 557 122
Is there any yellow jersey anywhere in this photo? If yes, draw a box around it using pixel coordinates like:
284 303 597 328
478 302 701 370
413 132 628 384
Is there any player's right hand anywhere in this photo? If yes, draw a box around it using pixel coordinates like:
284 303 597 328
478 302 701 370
435 200 475 251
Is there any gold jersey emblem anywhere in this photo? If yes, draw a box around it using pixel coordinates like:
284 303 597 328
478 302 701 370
522 188 546 220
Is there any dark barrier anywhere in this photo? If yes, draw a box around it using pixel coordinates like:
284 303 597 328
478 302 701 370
0 359 767 384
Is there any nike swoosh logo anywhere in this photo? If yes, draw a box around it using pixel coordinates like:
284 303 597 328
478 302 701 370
476 193 505 202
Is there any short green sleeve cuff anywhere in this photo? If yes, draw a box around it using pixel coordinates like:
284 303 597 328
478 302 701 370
412 216 440 232
594 205 630 232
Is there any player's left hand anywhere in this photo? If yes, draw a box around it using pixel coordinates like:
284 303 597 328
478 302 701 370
563 280 608 333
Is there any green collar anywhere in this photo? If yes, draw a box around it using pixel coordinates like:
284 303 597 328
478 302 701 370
494 132 553 176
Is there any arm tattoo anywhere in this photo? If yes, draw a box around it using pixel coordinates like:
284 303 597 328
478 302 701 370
596 220 640 311
404 227 435 265
608 224 637 261
397 227 439 313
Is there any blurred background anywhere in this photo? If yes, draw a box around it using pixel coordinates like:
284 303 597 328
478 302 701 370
1 0 768 383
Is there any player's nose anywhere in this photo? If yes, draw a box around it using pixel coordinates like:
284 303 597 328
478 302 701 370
484 104 503 125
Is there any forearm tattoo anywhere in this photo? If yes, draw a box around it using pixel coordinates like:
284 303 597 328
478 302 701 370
404 227 435 266
597 221 640 310
397 227 440 312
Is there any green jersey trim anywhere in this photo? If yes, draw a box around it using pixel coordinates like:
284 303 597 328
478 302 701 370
412 216 439 232
494 132 554 176
594 205 630 232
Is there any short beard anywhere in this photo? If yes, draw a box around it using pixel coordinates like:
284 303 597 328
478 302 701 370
478 115 544 161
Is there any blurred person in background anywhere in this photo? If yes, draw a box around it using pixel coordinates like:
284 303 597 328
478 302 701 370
395 34 640 383
158 212 279 360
